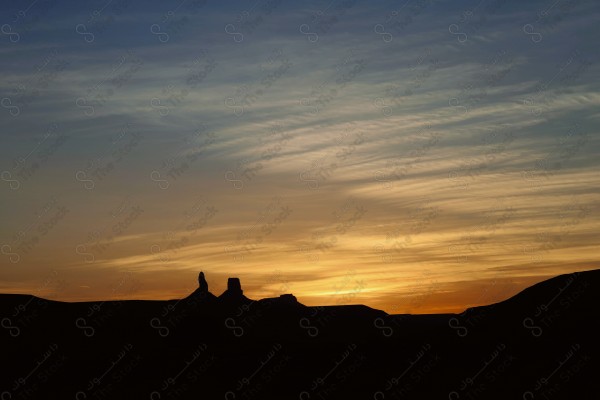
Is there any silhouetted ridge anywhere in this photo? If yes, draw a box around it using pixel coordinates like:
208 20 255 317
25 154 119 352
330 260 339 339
1 269 598 399
461 269 600 317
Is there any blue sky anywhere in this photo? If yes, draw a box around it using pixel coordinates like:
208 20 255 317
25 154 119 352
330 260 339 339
1 0 599 313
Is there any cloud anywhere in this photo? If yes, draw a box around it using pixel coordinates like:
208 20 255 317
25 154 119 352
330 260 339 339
1 0 599 313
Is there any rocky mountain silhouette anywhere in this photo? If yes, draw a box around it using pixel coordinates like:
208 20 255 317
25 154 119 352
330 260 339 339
1 269 599 399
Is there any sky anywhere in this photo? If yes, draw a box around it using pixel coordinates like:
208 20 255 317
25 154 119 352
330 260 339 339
1 0 599 314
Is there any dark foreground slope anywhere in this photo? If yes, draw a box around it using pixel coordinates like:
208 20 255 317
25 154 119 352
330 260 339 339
1 270 599 399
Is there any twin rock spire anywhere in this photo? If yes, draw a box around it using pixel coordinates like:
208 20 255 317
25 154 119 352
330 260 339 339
195 271 246 302
193 271 298 306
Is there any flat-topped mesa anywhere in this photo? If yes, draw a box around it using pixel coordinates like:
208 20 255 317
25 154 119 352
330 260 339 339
226 278 242 295
258 293 305 309
278 294 297 304
218 277 251 305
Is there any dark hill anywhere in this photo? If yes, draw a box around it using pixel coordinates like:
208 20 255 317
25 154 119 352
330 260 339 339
1 270 599 399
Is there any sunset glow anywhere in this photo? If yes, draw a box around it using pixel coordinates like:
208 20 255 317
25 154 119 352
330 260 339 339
1 0 599 314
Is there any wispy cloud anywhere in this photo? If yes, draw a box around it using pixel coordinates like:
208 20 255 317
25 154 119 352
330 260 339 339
1 0 599 313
